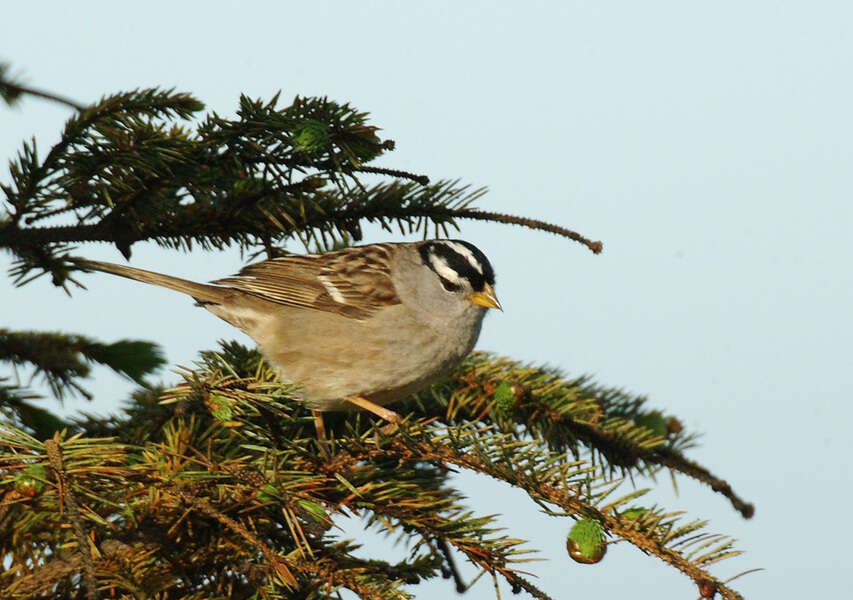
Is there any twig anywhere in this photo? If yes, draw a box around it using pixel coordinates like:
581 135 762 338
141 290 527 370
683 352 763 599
168 484 393 598
352 165 430 186
656 450 755 519
560 419 754 519
444 208 603 254
44 437 98 600
378 435 745 600
431 371 753 519
500 569 553 600
1 80 85 111
437 536 466 593
169 486 298 589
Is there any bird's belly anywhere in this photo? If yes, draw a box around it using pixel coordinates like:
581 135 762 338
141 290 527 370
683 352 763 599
253 306 483 412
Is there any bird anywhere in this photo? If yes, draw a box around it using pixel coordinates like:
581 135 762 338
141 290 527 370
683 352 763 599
75 240 501 435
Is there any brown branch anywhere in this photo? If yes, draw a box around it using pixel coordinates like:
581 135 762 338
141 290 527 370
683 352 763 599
352 165 430 185
436 536 467 593
169 486 391 598
442 208 603 254
310 445 550 598
293 559 388 600
656 450 754 519
169 486 298 589
538 418 754 519
1 205 602 256
44 437 98 600
1 80 85 111
498 568 552 600
374 434 745 600
430 371 753 519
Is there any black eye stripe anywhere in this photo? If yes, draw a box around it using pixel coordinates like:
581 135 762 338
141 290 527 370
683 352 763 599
418 240 495 292
438 276 461 292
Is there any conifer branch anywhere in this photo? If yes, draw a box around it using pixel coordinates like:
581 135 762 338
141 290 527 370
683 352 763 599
0 330 165 436
44 438 98 600
168 485 299 589
1 81 85 111
376 427 744 600
0 346 751 599
409 353 752 517
2 80 753 599
0 64 85 111
3 88 602 287
655 450 754 519
353 165 430 185
437 536 467 592
431 208 603 254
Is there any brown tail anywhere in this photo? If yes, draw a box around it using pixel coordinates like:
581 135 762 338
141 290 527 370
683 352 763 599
75 259 229 305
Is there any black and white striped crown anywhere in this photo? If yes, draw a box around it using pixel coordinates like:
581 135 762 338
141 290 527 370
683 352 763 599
418 240 495 292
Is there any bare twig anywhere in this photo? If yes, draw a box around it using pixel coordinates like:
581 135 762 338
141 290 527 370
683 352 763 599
0 79 85 111
437 536 466 593
445 208 603 254
353 165 430 185
656 450 755 519
555 419 754 518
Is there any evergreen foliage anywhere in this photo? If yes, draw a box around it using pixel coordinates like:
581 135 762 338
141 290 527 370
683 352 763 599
0 66 753 599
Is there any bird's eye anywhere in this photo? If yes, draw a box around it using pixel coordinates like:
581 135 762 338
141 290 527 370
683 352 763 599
439 276 461 292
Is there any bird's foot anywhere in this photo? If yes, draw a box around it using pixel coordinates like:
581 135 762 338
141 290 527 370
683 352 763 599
345 396 402 439
344 396 401 424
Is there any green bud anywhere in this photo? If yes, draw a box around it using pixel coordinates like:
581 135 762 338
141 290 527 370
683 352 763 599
567 518 607 564
292 120 330 155
493 381 516 413
15 464 47 497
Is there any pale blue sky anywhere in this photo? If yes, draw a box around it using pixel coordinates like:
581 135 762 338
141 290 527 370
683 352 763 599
3 2 852 598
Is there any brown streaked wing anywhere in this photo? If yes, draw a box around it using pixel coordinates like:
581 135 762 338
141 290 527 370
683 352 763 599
211 244 401 319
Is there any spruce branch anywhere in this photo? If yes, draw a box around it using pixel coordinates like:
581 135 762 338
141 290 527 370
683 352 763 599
2 79 754 598
655 450 755 519
0 330 164 438
375 423 744 600
0 381 67 439
431 208 603 254
167 485 299 589
2 90 602 288
3 88 203 227
353 165 430 185
0 344 751 599
436 536 467 592
0 63 85 111
44 437 98 600
405 353 753 517
0 329 164 400
183 352 749 596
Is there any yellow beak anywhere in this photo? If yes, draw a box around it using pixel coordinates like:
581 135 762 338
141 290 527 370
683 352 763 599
470 283 502 311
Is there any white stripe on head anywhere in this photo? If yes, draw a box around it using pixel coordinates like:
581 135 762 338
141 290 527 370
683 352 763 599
440 241 483 274
428 254 463 284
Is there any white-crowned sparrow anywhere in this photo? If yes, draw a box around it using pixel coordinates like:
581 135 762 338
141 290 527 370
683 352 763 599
76 240 500 428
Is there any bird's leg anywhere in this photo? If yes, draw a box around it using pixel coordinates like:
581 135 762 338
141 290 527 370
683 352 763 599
345 396 401 425
311 409 332 460
311 410 333 457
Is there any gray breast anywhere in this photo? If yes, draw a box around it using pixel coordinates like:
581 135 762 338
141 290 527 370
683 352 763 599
251 303 486 412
